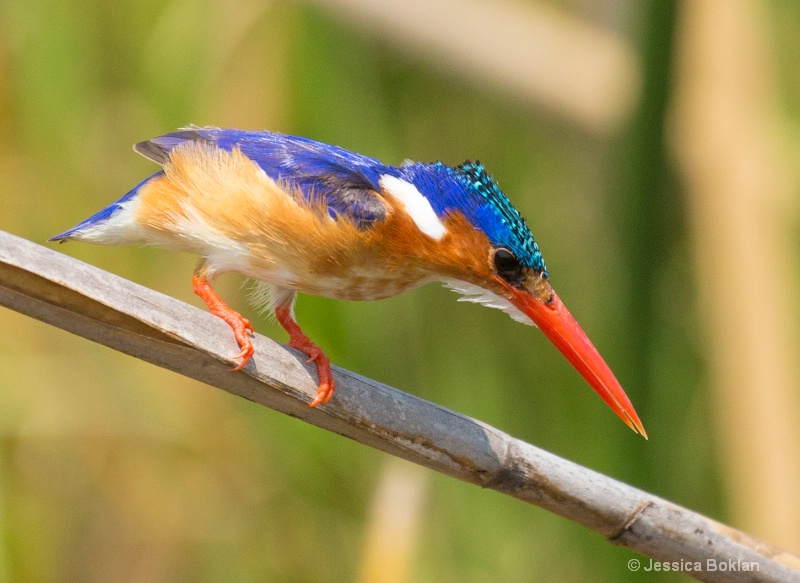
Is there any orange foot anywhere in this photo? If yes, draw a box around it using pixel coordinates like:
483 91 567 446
193 273 255 370
275 305 335 407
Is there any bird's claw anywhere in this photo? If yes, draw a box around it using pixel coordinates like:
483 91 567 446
229 340 255 371
296 346 335 407
308 379 334 407
227 316 255 371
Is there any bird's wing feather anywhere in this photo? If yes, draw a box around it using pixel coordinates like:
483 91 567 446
135 127 392 229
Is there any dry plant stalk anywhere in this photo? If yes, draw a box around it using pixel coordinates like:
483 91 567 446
1 229 798 583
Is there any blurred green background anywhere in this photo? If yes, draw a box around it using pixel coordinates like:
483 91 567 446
1 0 799 581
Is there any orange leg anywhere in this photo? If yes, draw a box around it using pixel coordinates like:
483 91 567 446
275 305 334 407
192 273 255 370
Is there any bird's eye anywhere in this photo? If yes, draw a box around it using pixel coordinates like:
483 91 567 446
493 247 520 274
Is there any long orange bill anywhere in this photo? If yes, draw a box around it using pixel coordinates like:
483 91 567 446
496 277 647 439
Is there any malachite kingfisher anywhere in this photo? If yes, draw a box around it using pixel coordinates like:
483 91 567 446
51 127 647 438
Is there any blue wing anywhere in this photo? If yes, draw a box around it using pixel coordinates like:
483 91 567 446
135 127 392 228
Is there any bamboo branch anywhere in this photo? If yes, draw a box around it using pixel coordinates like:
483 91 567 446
0 229 798 583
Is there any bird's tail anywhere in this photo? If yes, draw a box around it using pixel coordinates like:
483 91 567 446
50 172 163 244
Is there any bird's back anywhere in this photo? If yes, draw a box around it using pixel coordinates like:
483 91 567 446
140 141 440 298
54 134 462 300
137 127 393 229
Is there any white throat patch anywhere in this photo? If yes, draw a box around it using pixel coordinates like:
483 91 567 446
442 279 534 326
380 175 446 240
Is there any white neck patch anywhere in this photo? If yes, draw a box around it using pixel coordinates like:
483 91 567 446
442 279 535 326
380 175 446 240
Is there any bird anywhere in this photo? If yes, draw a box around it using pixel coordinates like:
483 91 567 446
51 126 647 438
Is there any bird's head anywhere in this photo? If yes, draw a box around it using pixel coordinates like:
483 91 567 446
383 160 646 438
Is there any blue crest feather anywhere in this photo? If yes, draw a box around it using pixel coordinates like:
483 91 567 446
397 161 546 274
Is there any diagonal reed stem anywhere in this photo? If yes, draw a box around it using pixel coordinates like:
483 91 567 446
0 229 798 583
